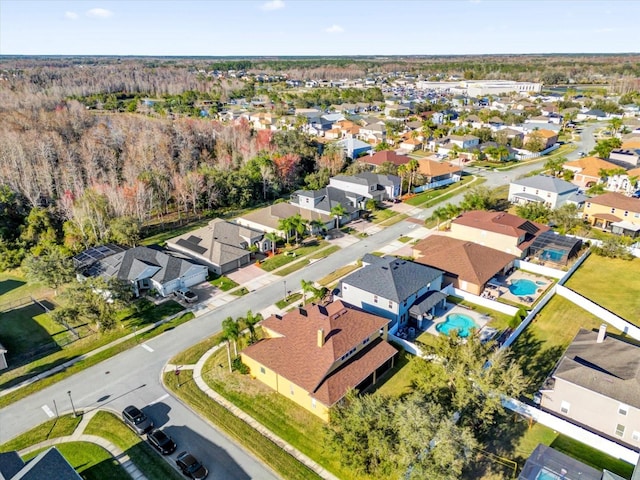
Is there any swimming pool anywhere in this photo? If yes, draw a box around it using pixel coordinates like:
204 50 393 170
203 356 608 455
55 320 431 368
436 313 479 338
509 279 538 296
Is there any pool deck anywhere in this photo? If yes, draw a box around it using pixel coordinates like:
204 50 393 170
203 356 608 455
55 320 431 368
420 303 490 339
499 269 552 305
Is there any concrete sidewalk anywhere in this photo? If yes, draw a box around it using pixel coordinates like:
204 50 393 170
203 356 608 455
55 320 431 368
19 408 148 480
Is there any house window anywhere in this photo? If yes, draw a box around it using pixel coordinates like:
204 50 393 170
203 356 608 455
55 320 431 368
625 211 629 217
388 300 393 309
535 189 539 195
374 295 378 303
311 398 316 409
611 208 616 214
618 404 629 416
587 202 591 208
615 424 625 437
260 367 266 375
290 384 295 396
363 337 370 345
560 401 570 414
635 213 640 218
632 431 640 442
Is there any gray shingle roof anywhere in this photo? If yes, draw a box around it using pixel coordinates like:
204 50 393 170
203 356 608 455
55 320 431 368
0 451 24 479
12 447 82 479
553 329 640 409
340 257 442 302
511 175 577 194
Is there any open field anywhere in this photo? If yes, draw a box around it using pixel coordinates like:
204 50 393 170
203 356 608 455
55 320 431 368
564 255 640 324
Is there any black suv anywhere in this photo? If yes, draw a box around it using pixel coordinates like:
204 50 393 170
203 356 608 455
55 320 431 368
122 405 153 435
176 451 208 479
147 428 177 455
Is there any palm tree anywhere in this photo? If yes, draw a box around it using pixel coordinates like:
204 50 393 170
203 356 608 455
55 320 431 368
265 231 279 256
433 206 448 229
300 279 318 304
289 214 305 244
222 316 240 358
243 310 262 344
277 216 294 244
495 145 510 162
308 218 326 236
397 164 408 195
406 158 420 193
220 332 233 373
609 117 623 135
330 203 347 230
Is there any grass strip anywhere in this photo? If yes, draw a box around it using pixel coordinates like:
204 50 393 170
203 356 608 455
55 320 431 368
164 371 321 480
85 411 183 480
0 414 81 452
0 312 194 409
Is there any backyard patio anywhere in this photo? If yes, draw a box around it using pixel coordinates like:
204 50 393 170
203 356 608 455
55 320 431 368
482 269 554 306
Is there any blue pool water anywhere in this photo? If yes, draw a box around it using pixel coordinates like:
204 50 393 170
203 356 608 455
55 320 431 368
436 313 478 338
509 279 538 296
536 469 562 480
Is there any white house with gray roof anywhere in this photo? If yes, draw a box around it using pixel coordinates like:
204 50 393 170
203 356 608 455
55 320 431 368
329 172 401 203
508 174 586 209
78 246 207 298
166 218 271 275
290 187 362 226
338 255 443 330
540 327 640 449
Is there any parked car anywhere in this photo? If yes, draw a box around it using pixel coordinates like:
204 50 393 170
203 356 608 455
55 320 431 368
176 451 208 479
174 288 198 303
632 190 640 198
122 405 153 435
147 428 176 455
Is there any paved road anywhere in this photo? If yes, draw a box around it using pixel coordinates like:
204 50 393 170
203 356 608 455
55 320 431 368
0 124 599 477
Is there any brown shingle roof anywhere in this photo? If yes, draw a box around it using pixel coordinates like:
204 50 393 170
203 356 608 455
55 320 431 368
361 150 410 167
588 192 640 212
242 300 396 406
452 210 549 238
536 129 558 139
413 235 516 285
621 139 640 150
417 159 462 177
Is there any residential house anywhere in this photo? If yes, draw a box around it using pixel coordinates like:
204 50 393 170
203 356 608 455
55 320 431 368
235 203 334 237
290 187 361 226
338 254 444 329
76 245 208 298
583 192 640 237
329 172 401 203
166 219 271 275
0 447 82 480
417 159 462 184
609 149 640 168
540 327 640 449
240 300 398 421
358 122 386 144
358 150 410 170
562 156 621 189
399 136 423 152
336 137 372 159
523 129 558 150
508 175 585 209
519 444 626 480
448 134 480 149
576 109 608 121
413 235 516 295
448 210 550 257
300 116 333 137
605 167 640 195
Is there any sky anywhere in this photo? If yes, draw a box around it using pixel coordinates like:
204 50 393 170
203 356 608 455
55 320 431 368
1 0 638 56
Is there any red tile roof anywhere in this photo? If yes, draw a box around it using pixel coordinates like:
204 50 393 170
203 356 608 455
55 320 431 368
452 210 549 238
588 192 640 212
418 159 462 178
242 300 396 406
413 235 516 285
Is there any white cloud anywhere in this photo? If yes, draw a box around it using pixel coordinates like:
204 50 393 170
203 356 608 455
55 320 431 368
86 8 114 18
325 24 344 34
261 0 284 11
594 27 614 33
65 11 79 20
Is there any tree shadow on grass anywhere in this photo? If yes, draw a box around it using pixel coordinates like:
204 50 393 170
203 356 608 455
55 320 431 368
0 279 26 297
509 329 565 391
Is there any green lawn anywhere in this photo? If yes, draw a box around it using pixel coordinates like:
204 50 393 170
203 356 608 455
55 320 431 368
0 414 81 452
209 276 238 291
259 240 328 272
404 175 480 207
199 347 363 480
0 272 52 306
25 442 126 480
140 217 211 246
564 255 640 325
368 207 398 223
164 370 322 480
274 259 310 277
510 295 623 392
84 411 183 480
318 262 361 287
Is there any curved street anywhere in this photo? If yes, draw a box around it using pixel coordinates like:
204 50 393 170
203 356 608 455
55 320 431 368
0 125 599 478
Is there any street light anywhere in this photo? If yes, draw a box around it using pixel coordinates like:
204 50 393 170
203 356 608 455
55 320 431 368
283 280 287 301
67 390 77 418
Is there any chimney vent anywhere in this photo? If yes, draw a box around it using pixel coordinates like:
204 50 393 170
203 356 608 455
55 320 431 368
597 323 607 343
317 328 325 347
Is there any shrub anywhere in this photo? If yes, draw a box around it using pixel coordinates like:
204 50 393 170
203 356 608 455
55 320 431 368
232 357 250 374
